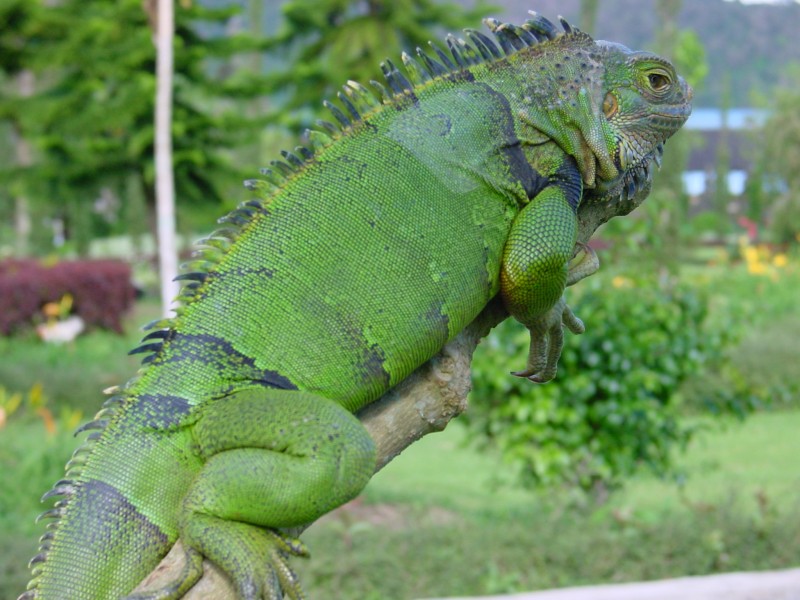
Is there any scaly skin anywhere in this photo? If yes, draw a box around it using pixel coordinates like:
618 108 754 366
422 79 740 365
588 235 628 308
21 13 691 600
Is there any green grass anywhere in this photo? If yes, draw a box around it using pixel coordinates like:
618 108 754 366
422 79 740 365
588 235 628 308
293 413 800 599
0 300 161 414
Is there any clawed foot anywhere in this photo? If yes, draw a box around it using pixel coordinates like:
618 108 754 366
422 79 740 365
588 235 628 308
132 519 310 600
511 298 585 383
258 530 309 600
511 243 597 383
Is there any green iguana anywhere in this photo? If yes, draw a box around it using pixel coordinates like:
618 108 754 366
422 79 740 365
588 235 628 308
21 11 692 600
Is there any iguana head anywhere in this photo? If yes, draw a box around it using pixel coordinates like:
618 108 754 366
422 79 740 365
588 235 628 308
507 18 692 195
589 42 693 199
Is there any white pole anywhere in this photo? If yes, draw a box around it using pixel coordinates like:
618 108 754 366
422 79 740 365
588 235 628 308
154 0 179 316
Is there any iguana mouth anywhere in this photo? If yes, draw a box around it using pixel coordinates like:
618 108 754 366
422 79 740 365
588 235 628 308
587 142 663 204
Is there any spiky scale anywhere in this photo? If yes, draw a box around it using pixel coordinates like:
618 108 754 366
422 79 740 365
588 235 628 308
306 129 333 152
41 481 76 502
445 35 467 68
559 16 574 34
174 272 207 283
525 12 559 40
28 553 47 569
243 178 273 193
322 100 351 128
654 143 665 168
494 30 518 56
272 160 297 178
316 118 340 136
514 25 538 47
381 59 413 95
415 49 448 77
342 80 380 117
39 531 55 544
259 167 287 187
281 150 305 169
336 91 362 122
102 395 126 409
465 29 502 60
503 26 529 49
128 343 163 356
218 212 250 227
178 282 201 297
296 146 314 161
36 508 64 523
428 41 456 71
142 318 173 332
400 52 431 85
73 419 109 436
368 79 391 103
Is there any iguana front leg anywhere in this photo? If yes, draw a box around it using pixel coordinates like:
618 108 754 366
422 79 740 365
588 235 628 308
129 388 376 600
500 159 589 383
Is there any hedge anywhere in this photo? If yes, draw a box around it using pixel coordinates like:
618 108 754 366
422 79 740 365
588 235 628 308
0 259 135 335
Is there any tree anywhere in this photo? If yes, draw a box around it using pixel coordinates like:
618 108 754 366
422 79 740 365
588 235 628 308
261 0 493 128
5 0 272 255
636 0 707 273
712 75 733 237
759 63 800 243
0 0 41 256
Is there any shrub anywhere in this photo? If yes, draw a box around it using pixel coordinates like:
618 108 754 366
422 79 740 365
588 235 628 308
0 259 135 335
466 275 747 495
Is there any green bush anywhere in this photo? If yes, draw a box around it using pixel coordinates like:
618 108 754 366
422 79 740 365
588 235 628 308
466 275 749 494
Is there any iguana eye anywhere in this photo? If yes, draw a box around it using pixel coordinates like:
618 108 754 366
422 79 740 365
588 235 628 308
602 92 618 119
647 72 671 92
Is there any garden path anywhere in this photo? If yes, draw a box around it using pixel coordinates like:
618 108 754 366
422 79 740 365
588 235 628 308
431 568 800 600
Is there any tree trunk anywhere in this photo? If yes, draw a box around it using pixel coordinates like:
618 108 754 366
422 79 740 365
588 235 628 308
154 0 179 316
12 71 35 256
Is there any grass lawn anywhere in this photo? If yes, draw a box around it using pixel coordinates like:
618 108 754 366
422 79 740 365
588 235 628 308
290 411 800 599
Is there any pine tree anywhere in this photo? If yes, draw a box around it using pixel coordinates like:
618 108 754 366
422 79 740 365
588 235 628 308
261 0 494 129
4 0 272 253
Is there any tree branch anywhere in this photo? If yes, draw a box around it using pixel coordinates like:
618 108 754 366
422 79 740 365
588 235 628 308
131 182 651 597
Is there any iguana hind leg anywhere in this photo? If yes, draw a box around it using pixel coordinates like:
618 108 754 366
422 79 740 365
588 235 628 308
134 387 376 600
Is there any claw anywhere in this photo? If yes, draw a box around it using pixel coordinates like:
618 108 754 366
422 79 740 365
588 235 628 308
566 243 600 287
562 304 585 334
266 530 309 558
513 293 588 383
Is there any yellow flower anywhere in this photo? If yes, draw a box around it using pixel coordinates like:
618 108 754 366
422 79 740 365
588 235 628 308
747 261 767 275
773 254 788 268
28 383 45 409
37 407 56 435
612 275 633 288
743 246 760 264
